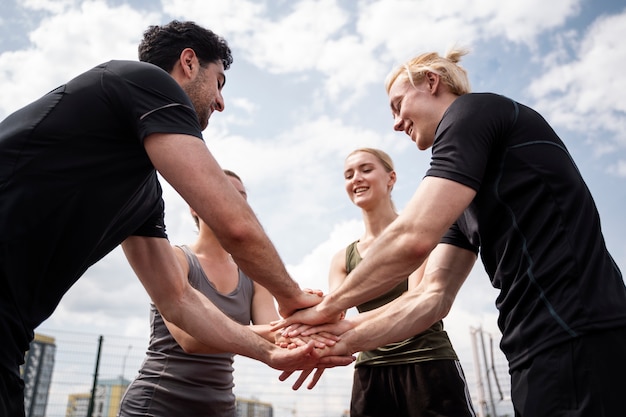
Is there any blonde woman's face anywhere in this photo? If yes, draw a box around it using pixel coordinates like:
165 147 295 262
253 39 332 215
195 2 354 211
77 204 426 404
388 76 439 150
343 152 395 209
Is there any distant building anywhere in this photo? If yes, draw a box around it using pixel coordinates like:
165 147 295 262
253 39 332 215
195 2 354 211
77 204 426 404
236 397 273 417
21 333 56 417
66 393 90 417
66 377 130 417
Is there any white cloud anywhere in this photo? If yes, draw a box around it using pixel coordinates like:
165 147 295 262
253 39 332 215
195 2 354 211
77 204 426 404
44 247 151 331
197 115 414 260
158 0 587 115
287 219 364 291
487 0 581 46
21 0 74 14
234 0 350 74
161 0 267 36
0 0 158 117
528 10 626 146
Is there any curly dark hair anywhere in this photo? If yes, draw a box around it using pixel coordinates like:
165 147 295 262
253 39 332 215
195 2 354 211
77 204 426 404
138 20 233 72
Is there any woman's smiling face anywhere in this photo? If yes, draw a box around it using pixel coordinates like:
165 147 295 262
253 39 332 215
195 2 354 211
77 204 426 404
343 151 395 210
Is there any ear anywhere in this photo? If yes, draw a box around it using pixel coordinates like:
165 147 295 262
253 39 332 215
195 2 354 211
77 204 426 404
388 170 397 190
179 48 199 78
425 71 441 94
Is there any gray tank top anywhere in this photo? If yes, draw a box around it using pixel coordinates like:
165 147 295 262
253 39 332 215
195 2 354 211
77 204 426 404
119 245 255 417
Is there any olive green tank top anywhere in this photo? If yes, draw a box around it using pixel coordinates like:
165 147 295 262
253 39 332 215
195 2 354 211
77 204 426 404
346 241 459 367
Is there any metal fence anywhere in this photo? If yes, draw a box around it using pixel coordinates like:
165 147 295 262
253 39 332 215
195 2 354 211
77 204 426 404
29 327 514 417
30 328 354 417
469 327 514 417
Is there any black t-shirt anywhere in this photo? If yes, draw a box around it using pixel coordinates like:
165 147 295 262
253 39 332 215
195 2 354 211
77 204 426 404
0 60 203 368
434 93 626 369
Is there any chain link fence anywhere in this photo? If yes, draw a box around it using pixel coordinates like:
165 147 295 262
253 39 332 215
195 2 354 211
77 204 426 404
27 326 514 417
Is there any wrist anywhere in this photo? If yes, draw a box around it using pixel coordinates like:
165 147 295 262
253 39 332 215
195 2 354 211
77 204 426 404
317 294 340 321
274 281 302 307
264 342 284 368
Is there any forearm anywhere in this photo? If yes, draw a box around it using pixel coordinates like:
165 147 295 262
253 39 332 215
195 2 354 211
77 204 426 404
341 288 452 353
321 226 431 317
337 244 476 353
223 223 301 304
250 323 277 342
164 315 277 355
143 134 303 309
122 236 275 362
321 177 476 317
161 284 278 361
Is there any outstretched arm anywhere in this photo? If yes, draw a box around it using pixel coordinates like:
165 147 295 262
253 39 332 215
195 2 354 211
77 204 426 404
155 247 280 353
143 132 321 317
274 176 476 329
122 235 353 370
280 243 477 388
162 281 290 352
334 243 476 352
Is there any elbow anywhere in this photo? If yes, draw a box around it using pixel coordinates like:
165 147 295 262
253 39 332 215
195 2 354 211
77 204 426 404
157 303 180 326
400 233 438 264
214 216 258 249
437 294 456 321
389 218 440 261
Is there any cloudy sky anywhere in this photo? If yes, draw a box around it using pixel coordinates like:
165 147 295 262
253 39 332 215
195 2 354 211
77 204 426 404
2 0 625 415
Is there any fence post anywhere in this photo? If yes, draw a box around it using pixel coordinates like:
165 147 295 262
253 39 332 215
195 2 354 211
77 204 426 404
470 327 486 417
86 335 103 417
479 329 497 417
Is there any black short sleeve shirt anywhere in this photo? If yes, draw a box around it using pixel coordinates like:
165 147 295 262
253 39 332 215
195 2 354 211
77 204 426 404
431 93 626 369
0 60 203 367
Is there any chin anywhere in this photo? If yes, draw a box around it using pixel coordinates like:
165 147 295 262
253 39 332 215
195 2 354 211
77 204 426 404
416 136 434 151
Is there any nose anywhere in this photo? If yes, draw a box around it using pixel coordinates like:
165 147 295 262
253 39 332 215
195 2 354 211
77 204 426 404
214 92 225 112
393 114 404 132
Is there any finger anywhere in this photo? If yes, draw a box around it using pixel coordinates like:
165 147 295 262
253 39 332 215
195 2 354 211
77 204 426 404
317 355 356 368
286 337 307 347
318 331 340 341
308 333 337 346
282 323 312 337
279 370 294 382
292 369 314 390
301 323 333 336
307 367 326 390
298 340 317 357
269 318 288 330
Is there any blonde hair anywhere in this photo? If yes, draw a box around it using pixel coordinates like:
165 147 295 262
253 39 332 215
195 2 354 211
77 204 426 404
385 47 471 96
346 147 397 212
347 147 395 173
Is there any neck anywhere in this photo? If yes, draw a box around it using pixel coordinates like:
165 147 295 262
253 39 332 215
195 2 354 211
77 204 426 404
189 226 231 262
360 203 398 242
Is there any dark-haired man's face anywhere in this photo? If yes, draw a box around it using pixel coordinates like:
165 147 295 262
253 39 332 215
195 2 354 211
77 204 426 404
184 61 226 130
